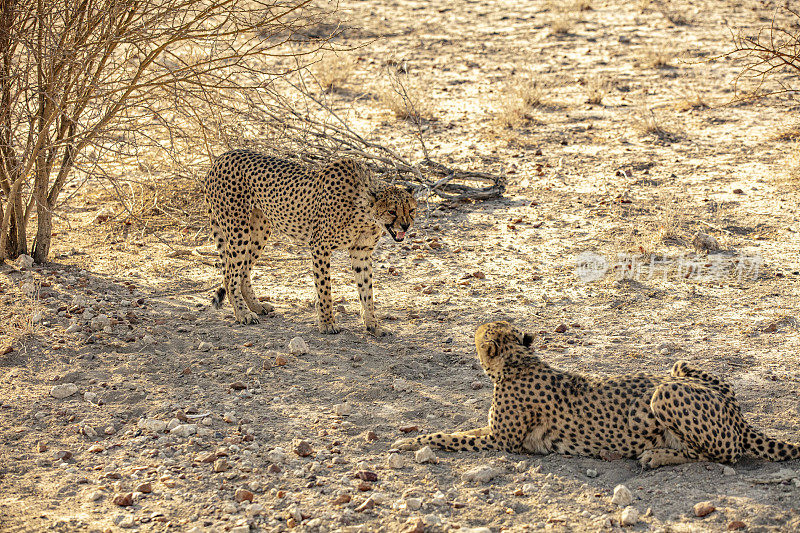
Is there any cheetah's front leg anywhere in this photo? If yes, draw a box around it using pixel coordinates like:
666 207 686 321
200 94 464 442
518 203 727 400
311 245 339 334
392 431 502 452
349 237 384 336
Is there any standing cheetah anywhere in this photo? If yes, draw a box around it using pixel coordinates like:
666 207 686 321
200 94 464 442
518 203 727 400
201 150 416 335
393 321 800 468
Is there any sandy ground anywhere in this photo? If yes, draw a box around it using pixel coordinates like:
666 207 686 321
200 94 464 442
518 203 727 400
2 1 800 531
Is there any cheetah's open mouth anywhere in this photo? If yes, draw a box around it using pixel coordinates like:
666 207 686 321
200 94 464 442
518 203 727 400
386 226 405 242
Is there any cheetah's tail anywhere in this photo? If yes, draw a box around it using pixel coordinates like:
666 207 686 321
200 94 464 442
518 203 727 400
743 427 800 461
211 287 226 309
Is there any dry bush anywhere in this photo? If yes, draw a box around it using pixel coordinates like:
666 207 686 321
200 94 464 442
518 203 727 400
674 90 709 111
495 77 545 129
658 4 691 26
584 76 610 105
0 280 43 352
640 46 676 68
773 125 800 142
550 13 578 35
633 106 679 142
313 53 357 92
377 73 435 122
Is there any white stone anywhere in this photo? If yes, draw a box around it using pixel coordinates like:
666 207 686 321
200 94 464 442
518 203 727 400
431 492 447 506
84 392 98 404
230 525 250 533
50 383 78 399
722 466 736 476
15 254 34 269
167 418 180 430
142 335 156 345
90 314 111 331
620 506 639 526
333 403 351 416
198 341 213 352
267 447 288 464
462 528 492 533
386 453 404 469
170 424 197 437
118 515 135 528
81 424 98 438
87 490 104 501
137 418 167 433
462 465 502 483
612 484 633 507
422 513 442 526
392 378 412 392
246 503 265 516
521 483 536 496
404 497 422 510
65 322 81 333
288 336 308 355
414 446 436 464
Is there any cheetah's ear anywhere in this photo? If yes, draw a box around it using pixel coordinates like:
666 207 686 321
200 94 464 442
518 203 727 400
403 183 415 195
522 333 534 347
481 340 499 360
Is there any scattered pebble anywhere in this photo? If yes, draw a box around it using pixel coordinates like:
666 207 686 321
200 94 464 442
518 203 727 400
611 484 633 507
555 323 567 333
693 501 715 517
288 336 308 355
113 493 133 507
728 520 746 530
414 446 436 464
87 490 104 502
213 458 230 472
235 488 254 503
333 403 352 416
274 354 288 366
620 506 639 526
198 341 213 352
170 424 197 437
87 444 104 453
462 465 502 483
35 441 47 453
83 391 98 404
230 381 247 390
692 231 720 252
293 439 313 457
50 383 78 399
723 466 736 476
404 497 422 510
135 483 152 494
386 453 404 469
586 468 598 478
356 497 376 512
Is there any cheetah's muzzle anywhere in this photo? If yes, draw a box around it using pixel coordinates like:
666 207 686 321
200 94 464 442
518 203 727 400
385 225 406 242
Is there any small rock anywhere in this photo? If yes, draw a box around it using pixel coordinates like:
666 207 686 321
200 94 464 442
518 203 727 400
198 452 216 463
213 458 230 472
170 424 197 437
141 334 156 345
333 403 352 416
392 378 412 392
137 418 167 433
81 424 98 439
402 517 425 533
274 354 288 366
722 466 736 476
586 468 598 478
89 314 111 331
15 254 34 269
53 450 73 461
405 497 422 510
87 490 104 502
693 501 715 518
135 483 152 494
611 484 633 507
35 441 47 453
235 488 254 503
267 447 287 464
118 515 135 529
246 503 265 517
521 483 536 496
104 425 116 435
223 412 237 424
620 506 639 526
733 188 744 194
83 392 98 404
472 270 485 279
293 439 314 457
414 446 436 464
462 465 502 483
198 341 213 352
365 430 378 441
288 336 308 355
692 231 720 252
470 381 483 390
332 494 351 505
87 444 104 453
399 425 419 433
355 470 378 482
230 526 250 533
50 383 78 399
728 521 746 530
555 323 568 333
230 381 247 391
113 493 133 507
386 453 404 469
268 464 282 473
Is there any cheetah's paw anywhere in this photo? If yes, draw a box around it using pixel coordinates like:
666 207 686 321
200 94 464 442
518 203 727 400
366 324 388 337
318 322 341 334
235 311 260 325
250 301 274 315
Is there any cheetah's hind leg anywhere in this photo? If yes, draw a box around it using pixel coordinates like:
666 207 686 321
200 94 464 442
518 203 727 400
239 208 273 315
209 215 229 310
646 381 744 468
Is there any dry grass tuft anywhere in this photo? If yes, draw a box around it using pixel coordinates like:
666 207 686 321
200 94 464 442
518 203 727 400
495 77 546 129
0 279 43 352
312 53 357 92
674 91 709 112
640 46 675 69
584 76 610 105
772 124 800 142
633 106 680 142
377 73 434 122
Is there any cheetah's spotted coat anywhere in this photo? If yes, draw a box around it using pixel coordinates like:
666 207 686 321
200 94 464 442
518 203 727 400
393 321 800 468
201 150 416 335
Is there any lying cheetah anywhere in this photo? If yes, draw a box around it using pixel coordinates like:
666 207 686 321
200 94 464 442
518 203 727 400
393 321 800 468
201 150 416 335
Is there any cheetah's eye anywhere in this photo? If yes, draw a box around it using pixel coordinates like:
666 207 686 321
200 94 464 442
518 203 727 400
388 210 397 217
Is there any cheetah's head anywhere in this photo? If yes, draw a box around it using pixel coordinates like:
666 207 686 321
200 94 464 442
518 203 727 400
475 321 535 379
375 186 416 242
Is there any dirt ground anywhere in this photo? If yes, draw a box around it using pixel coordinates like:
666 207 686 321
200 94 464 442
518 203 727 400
2 1 800 531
